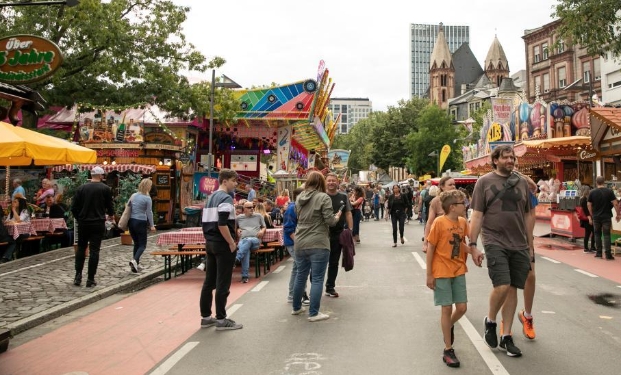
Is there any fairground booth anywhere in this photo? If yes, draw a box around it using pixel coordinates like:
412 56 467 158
196 63 338 199
464 93 594 240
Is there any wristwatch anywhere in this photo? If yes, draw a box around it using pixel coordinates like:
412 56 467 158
469 242 477 246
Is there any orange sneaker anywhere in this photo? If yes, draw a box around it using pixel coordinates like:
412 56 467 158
517 310 536 340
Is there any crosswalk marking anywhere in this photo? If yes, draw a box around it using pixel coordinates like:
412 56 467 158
150 341 199 375
575 269 598 278
412 252 426 269
251 281 269 292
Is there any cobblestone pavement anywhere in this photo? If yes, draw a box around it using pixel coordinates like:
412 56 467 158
0 233 170 335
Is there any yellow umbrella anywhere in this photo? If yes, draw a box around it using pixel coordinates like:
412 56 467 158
0 121 96 166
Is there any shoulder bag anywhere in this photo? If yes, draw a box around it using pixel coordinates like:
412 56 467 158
118 193 136 231
575 206 589 221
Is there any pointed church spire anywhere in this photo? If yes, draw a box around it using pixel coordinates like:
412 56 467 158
430 23 453 70
484 35 510 87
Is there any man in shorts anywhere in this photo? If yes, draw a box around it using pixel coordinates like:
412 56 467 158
468 145 534 357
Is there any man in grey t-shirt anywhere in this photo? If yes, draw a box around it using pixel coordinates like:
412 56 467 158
235 202 266 283
469 145 533 358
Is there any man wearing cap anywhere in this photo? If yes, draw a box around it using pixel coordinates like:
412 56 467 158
71 166 115 287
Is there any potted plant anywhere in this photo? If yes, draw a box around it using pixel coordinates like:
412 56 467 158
115 173 141 245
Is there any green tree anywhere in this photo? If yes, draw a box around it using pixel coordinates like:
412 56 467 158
0 1 237 125
553 0 621 57
331 115 376 173
405 105 461 176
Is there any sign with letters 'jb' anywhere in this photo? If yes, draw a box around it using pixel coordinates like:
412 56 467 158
0 35 64 84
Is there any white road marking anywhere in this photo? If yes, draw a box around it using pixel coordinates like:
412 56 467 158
150 341 199 375
458 317 510 375
600 315 613 320
412 252 426 269
272 265 286 274
541 311 556 314
251 281 269 292
575 269 598 278
617 286 621 289
541 256 560 264
227 304 242 316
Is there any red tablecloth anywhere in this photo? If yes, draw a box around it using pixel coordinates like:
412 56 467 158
180 227 203 232
5 222 38 240
263 228 283 244
30 218 68 233
156 230 205 246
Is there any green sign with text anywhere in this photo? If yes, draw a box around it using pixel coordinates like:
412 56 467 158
0 35 63 84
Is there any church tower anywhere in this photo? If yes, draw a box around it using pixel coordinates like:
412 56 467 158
484 35 510 87
429 23 455 109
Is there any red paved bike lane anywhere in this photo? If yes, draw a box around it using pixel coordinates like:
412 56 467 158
0 269 260 375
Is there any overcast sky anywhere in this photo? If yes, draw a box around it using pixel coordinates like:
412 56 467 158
174 0 559 111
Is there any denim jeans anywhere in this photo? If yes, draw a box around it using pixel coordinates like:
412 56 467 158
237 237 260 278
286 245 308 298
128 218 148 263
1 236 16 261
75 221 105 280
200 241 236 319
593 218 612 255
293 248 329 317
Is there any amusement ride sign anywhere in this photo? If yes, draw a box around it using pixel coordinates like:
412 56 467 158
0 35 63 84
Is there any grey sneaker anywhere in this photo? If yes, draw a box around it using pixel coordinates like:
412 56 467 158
201 316 217 328
129 259 138 273
215 318 243 331
287 296 293 303
302 293 310 306
499 335 522 357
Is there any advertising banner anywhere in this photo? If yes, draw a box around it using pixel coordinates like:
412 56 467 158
276 126 292 171
0 35 63 84
439 145 451 172
491 97 512 125
327 149 350 170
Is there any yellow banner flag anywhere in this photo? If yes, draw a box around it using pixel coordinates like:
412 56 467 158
439 145 451 172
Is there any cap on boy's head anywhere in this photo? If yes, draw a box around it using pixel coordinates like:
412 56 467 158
91 166 105 175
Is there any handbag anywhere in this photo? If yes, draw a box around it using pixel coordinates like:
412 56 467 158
117 194 135 231
575 206 589 221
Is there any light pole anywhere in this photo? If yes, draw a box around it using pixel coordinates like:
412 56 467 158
428 150 440 177
208 70 241 176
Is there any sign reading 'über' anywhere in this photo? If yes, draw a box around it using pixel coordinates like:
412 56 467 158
0 35 64 84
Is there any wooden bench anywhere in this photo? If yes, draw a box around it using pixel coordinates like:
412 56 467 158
613 239 621 255
253 247 276 278
0 328 10 353
264 241 285 261
151 250 206 280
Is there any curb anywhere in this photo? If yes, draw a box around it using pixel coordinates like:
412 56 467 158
6 267 164 336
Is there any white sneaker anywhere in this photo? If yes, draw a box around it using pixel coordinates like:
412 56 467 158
308 312 330 322
291 307 306 315
197 263 206 271
129 259 138 273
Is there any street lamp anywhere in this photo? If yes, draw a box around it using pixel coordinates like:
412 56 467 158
208 70 241 176
428 150 440 177
0 0 80 7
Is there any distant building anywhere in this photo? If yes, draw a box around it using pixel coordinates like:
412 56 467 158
409 23 470 98
522 19 602 104
601 51 621 106
328 98 372 134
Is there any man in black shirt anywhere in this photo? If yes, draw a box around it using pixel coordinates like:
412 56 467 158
325 173 353 297
587 176 621 260
200 169 243 330
71 166 115 287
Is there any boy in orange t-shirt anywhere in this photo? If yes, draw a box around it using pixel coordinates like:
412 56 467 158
426 190 484 368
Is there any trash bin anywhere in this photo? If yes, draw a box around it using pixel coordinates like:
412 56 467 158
184 207 202 228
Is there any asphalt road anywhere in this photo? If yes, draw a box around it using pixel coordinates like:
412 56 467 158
146 218 621 375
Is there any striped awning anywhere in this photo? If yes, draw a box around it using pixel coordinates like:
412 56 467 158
51 164 156 175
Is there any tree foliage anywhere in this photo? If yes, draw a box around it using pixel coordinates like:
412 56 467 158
0 1 238 122
553 0 621 57
405 105 462 177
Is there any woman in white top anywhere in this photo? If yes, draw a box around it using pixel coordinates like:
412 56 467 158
128 178 156 272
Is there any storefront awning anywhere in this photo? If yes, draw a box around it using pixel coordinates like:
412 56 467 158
51 164 156 174
521 136 591 149
590 107 621 151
